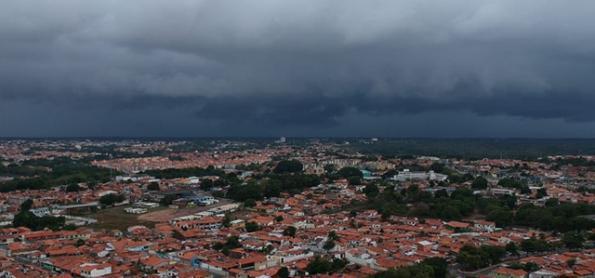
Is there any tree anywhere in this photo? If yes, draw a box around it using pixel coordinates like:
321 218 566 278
277 267 290 278
456 245 505 271
536 188 547 198
520 185 531 195
501 195 517 209
245 221 260 232
323 240 335 251
498 178 526 189
224 236 241 249
523 262 540 272
562 231 584 249
520 238 551 253
273 160 303 174
99 193 125 206
214 179 227 188
307 256 331 275
545 198 559 207
487 209 513 227
347 176 362 185
506 242 519 256
283 226 297 237
263 182 281 198
147 182 160 191
66 183 81 192
430 162 445 173
306 256 346 275
160 194 177 206
482 245 506 265
227 182 263 202
200 179 214 190
338 167 363 179
363 183 379 198
471 177 488 189
244 198 256 208
328 231 339 241
13 199 65 231
434 189 448 199
372 263 435 278
222 214 232 227
422 257 448 278
212 190 224 198
324 164 336 174
262 244 274 254
75 239 85 247
20 199 33 211
172 229 185 240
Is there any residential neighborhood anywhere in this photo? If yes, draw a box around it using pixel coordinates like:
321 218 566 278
1 139 595 277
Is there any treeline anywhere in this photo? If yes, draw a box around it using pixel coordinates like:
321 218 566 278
367 184 595 232
369 185 477 221
12 199 67 231
226 173 320 203
458 233 593 272
506 203 595 231
456 245 505 271
306 256 348 275
539 157 595 168
351 138 595 160
372 257 448 278
142 166 225 179
0 158 116 192
223 160 321 205
0 163 49 177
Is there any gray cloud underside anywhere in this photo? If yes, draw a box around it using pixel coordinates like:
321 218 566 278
2 0 595 136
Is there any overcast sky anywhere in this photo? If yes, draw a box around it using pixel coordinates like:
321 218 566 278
2 0 595 137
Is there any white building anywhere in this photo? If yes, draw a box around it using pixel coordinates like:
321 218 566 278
125 207 147 214
391 170 448 182
79 263 112 278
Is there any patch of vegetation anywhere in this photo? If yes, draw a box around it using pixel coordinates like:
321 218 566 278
351 138 595 160
13 199 66 231
226 174 320 202
373 257 448 278
142 166 225 179
0 158 117 192
367 182 595 232
306 256 348 275
273 160 303 174
456 245 506 271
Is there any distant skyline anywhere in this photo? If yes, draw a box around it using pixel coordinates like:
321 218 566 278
2 1 595 137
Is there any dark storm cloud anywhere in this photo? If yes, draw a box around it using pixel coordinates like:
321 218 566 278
2 0 595 136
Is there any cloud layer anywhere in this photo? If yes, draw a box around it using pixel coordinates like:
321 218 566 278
2 0 595 136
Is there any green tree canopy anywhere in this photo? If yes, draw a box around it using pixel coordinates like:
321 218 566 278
471 176 488 189
273 160 303 174
99 193 125 206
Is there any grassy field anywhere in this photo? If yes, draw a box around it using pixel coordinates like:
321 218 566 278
84 206 168 231
78 199 233 231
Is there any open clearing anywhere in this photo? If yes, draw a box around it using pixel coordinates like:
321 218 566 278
82 206 167 231
79 199 233 231
138 199 233 222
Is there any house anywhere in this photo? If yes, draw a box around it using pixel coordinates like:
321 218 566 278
79 263 112 278
474 220 496 232
528 270 558 278
140 256 170 273
490 267 527 278
124 207 147 214
391 170 447 182
445 221 470 230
